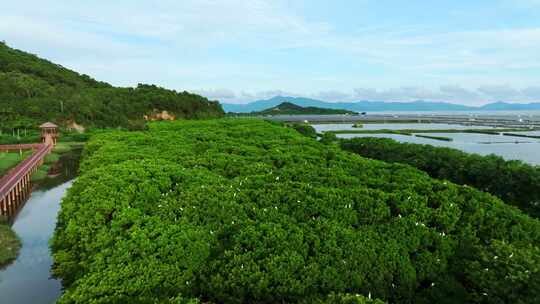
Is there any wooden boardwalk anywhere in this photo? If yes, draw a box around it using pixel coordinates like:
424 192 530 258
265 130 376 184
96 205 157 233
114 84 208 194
0 143 52 219
0 144 44 152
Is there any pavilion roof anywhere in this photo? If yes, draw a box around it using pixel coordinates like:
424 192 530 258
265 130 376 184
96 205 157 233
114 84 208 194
40 122 58 128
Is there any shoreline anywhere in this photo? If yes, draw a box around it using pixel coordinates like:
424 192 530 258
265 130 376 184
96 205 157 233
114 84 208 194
0 220 21 269
0 141 84 269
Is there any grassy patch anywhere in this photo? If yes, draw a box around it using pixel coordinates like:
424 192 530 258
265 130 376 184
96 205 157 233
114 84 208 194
44 152 61 164
31 165 50 182
502 133 540 139
53 143 73 154
415 134 453 141
0 134 41 145
0 150 32 176
462 130 501 135
0 223 21 269
53 141 85 154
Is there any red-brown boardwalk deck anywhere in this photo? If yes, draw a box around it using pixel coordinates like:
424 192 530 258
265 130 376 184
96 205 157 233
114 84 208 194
0 143 52 219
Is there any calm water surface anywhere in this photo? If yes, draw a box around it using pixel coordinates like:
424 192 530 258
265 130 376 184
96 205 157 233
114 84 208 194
0 181 71 303
517 130 540 136
313 123 499 132
336 131 540 165
0 149 80 304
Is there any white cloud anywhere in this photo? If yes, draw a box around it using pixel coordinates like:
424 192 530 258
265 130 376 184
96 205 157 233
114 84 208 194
218 85 540 105
1 0 330 52
439 86 481 102
193 89 236 99
315 90 351 101
0 0 334 91
333 28 540 79
246 90 300 100
352 87 446 102
477 85 521 101
522 87 540 99
1 1 539 105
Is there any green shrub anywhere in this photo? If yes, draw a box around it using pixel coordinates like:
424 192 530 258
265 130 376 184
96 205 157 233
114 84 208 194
44 152 60 164
59 133 91 142
0 150 34 175
302 293 384 303
0 134 40 145
320 132 338 145
31 165 50 181
340 137 540 218
287 123 317 139
53 143 74 154
0 224 21 268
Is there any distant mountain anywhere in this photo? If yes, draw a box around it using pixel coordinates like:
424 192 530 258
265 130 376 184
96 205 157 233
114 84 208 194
479 101 540 111
249 102 357 115
222 96 540 113
223 96 332 113
222 96 474 113
345 100 474 112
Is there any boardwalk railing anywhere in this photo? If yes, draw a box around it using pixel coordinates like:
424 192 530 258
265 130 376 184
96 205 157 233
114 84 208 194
0 144 44 152
0 143 52 218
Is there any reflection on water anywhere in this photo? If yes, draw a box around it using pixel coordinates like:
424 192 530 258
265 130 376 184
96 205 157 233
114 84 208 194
0 148 81 304
426 133 540 165
36 147 81 191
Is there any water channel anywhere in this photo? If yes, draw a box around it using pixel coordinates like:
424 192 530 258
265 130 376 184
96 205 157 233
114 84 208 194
0 149 80 303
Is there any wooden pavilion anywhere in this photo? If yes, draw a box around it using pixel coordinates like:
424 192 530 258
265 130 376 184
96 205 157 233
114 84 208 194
40 122 58 146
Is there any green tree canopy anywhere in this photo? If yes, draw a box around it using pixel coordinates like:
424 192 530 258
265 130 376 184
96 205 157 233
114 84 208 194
51 119 540 303
0 42 224 131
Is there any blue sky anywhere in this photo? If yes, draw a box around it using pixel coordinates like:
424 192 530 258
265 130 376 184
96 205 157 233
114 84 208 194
1 0 539 104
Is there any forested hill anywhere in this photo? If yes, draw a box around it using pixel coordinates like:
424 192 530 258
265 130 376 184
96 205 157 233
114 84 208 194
0 42 224 130
251 102 357 115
